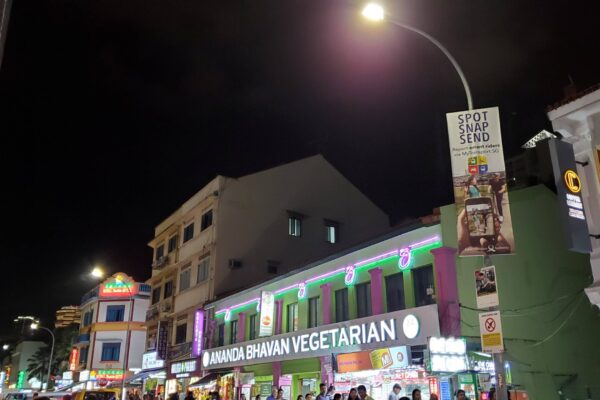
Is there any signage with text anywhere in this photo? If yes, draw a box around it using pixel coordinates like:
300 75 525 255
100 280 138 297
192 309 204 357
202 305 439 369
428 337 467 373
169 359 198 379
446 107 515 257
259 291 275 337
479 311 504 353
69 348 79 371
142 351 165 370
336 346 409 373
95 369 124 381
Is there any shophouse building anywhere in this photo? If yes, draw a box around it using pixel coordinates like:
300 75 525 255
141 155 390 392
547 85 600 307
199 222 446 400
69 273 150 389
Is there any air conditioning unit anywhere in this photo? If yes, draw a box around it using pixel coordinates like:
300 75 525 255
160 301 172 313
228 259 242 269
152 256 169 268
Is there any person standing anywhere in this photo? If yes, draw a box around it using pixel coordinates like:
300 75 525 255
411 389 421 400
326 386 335 400
316 384 328 400
267 387 278 400
489 173 506 222
356 386 373 400
456 390 466 400
276 389 285 400
388 384 401 400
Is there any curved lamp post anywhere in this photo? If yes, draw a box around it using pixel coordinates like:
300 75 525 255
30 323 55 391
362 2 473 110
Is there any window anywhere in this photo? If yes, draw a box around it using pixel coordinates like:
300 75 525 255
83 310 93 327
324 220 339 244
201 210 213 231
217 323 225 347
152 287 161 304
101 343 120 361
79 347 89 365
249 314 258 340
230 320 238 344
287 303 299 332
288 216 302 237
175 323 187 344
197 258 209 283
356 282 372 318
308 297 319 328
106 305 125 322
168 235 178 253
183 223 194 243
164 281 174 298
179 268 191 292
413 265 435 306
386 272 406 312
335 288 349 322
155 244 165 260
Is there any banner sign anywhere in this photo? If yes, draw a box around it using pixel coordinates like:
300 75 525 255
157 321 169 360
142 351 165 370
446 107 515 256
192 309 204 357
475 265 499 309
168 359 198 379
69 348 79 371
545 139 591 253
336 346 409 373
259 291 275 337
427 337 467 373
202 305 439 369
479 311 504 353
95 369 124 381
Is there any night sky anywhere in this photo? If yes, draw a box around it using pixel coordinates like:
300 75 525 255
1 0 599 339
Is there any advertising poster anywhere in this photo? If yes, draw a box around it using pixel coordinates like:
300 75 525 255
475 265 499 309
259 291 275 337
478 311 504 353
446 107 515 256
336 346 409 373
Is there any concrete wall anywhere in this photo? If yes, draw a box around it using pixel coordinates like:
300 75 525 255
548 91 600 306
441 185 600 399
214 155 390 296
90 330 146 371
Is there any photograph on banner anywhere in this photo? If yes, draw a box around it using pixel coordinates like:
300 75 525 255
475 265 499 309
446 106 515 256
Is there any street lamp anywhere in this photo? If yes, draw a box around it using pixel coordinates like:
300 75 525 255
361 2 473 110
2 344 9 351
30 322 55 391
91 266 105 279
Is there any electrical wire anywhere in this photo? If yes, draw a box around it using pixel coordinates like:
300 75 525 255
531 294 585 347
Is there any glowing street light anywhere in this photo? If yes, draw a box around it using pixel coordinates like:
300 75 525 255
30 322 55 390
362 2 385 21
91 266 105 279
30 322 39 330
2 344 9 350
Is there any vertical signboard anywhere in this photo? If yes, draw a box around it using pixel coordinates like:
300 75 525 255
192 309 204 357
474 265 499 309
69 348 79 371
446 107 515 256
479 311 504 353
157 320 169 360
545 139 591 253
259 291 275 337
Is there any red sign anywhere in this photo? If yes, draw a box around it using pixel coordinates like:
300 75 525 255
100 280 138 297
428 377 439 395
69 348 79 371
96 369 124 381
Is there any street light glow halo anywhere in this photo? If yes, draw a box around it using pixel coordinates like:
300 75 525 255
362 2 385 21
30 322 39 330
91 266 105 279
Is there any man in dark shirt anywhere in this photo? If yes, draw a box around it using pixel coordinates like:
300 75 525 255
489 173 506 221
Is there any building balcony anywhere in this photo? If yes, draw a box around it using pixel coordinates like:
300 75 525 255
168 342 192 360
152 252 178 271
81 287 99 304
146 299 173 322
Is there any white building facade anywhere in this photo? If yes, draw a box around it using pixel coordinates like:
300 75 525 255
144 155 390 371
548 86 600 306
71 273 150 386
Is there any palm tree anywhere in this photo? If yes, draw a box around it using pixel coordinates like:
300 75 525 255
27 346 50 389
26 326 78 389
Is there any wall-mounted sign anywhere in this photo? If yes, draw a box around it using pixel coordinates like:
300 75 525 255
16 370 26 389
474 265 499 309
446 106 515 257
468 352 495 373
69 348 79 371
192 309 204 357
79 370 90 382
259 291 275 337
402 314 420 339
478 311 504 353
142 352 165 371
157 321 169 360
545 139 591 253
62 371 73 380
202 305 439 369
428 337 468 372
169 359 198 379
100 278 138 297
336 346 409 373
95 369 124 381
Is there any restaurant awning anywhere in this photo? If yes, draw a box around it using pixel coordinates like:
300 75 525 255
124 368 166 384
187 373 219 389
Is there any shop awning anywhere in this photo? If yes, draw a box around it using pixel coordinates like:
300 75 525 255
57 381 86 391
188 373 219 389
125 368 165 384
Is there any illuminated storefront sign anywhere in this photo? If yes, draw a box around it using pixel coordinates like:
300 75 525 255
402 314 420 339
62 371 73 380
142 352 165 370
336 346 409 373
79 370 90 382
69 348 79 371
428 337 468 373
468 352 495 373
192 309 204 357
16 370 26 389
169 359 198 379
100 279 138 297
203 306 439 369
96 369 124 380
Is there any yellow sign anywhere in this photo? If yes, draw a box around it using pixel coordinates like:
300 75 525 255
563 169 582 193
